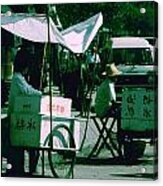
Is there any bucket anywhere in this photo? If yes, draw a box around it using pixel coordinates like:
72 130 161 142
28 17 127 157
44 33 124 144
124 140 146 161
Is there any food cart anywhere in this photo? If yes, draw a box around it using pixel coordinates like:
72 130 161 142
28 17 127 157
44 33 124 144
1 11 103 177
121 87 157 161
10 95 82 178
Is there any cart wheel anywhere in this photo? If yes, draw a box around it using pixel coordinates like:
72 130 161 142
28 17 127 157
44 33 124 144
44 124 76 178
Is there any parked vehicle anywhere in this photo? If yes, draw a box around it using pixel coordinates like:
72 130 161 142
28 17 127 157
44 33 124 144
110 37 157 99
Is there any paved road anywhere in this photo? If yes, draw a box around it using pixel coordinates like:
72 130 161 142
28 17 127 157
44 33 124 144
1 130 157 180
74 144 157 180
1 109 157 180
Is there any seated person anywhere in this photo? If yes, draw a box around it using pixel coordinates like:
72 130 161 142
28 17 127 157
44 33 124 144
95 63 122 118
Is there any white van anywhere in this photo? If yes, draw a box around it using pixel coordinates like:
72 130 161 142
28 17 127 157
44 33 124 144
110 37 157 99
111 37 155 75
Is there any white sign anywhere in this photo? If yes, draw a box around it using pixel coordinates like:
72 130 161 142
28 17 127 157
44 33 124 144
41 96 72 117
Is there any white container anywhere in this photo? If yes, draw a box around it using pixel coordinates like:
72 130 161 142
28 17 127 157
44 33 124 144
41 96 72 117
40 116 80 150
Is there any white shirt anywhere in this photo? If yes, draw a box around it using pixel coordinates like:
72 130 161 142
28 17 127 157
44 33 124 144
8 72 42 115
89 53 101 64
109 83 116 101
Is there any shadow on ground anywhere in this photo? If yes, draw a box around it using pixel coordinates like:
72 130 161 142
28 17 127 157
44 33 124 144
76 156 154 166
110 173 158 180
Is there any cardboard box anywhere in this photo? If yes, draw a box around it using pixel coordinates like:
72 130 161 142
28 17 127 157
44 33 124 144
40 117 80 150
41 96 72 117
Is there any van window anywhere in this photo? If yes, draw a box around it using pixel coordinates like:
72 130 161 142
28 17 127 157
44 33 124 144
112 48 153 66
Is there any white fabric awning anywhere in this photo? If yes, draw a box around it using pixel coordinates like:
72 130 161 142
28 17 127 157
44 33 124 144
1 12 103 53
62 12 103 53
1 13 65 44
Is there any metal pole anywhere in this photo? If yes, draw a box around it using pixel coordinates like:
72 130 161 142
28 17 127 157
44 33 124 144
46 6 53 149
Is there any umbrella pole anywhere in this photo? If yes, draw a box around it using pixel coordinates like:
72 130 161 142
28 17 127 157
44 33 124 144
46 8 53 149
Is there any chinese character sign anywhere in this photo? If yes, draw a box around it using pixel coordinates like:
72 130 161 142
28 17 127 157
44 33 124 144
41 96 72 117
10 114 41 147
121 89 140 119
121 88 156 131
14 96 41 113
140 90 155 120
122 88 155 120
14 117 36 131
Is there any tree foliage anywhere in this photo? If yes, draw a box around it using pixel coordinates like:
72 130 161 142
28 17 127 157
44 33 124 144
55 1 157 37
4 1 157 37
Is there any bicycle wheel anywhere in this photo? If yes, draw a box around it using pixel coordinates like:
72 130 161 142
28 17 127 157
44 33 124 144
44 124 76 178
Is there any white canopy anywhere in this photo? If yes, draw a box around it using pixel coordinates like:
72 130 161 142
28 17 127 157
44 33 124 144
62 12 103 53
1 12 103 53
1 13 65 45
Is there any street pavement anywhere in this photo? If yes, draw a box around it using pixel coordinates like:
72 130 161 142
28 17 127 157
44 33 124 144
1 97 157 180
1 114 157 180
74 143 157 180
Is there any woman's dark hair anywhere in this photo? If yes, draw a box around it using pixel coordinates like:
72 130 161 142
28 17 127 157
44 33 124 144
14 48 31 73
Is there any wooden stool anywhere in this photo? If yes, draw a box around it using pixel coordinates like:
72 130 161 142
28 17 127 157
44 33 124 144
88 112 122 159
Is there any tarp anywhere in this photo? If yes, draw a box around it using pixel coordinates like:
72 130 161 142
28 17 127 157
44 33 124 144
1 13 65 45
62 12 103 53
1 12 103 53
